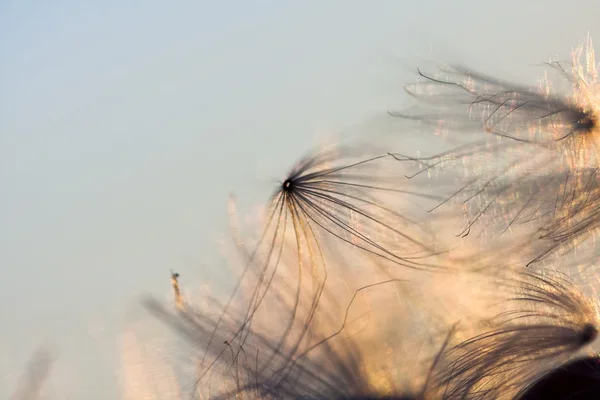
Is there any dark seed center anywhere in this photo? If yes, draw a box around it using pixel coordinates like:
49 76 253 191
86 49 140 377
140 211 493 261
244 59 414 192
579 116 595 131
580 323 597 345
575 109 596 133
283 179 294 191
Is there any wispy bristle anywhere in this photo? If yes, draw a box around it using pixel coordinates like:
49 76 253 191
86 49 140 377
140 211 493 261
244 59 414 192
145 269 452 399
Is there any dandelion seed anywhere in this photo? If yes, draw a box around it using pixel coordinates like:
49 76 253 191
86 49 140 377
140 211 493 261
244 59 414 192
390 37 600 266
429 271 600 399
186 144 451 394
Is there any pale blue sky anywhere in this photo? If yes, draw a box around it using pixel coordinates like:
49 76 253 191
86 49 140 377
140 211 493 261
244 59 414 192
2 1 600 398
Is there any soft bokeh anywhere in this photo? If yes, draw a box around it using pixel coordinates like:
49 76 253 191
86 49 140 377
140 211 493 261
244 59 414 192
3 1 600 397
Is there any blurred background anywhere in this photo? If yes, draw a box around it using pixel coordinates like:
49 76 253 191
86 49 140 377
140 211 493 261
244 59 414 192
3 0 600 397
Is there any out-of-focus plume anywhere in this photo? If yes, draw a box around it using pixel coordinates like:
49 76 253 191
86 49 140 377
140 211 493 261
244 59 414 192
10 347 55 400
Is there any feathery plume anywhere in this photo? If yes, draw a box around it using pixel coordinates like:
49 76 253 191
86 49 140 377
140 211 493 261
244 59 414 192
429 271 600 399
390 37 600 266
